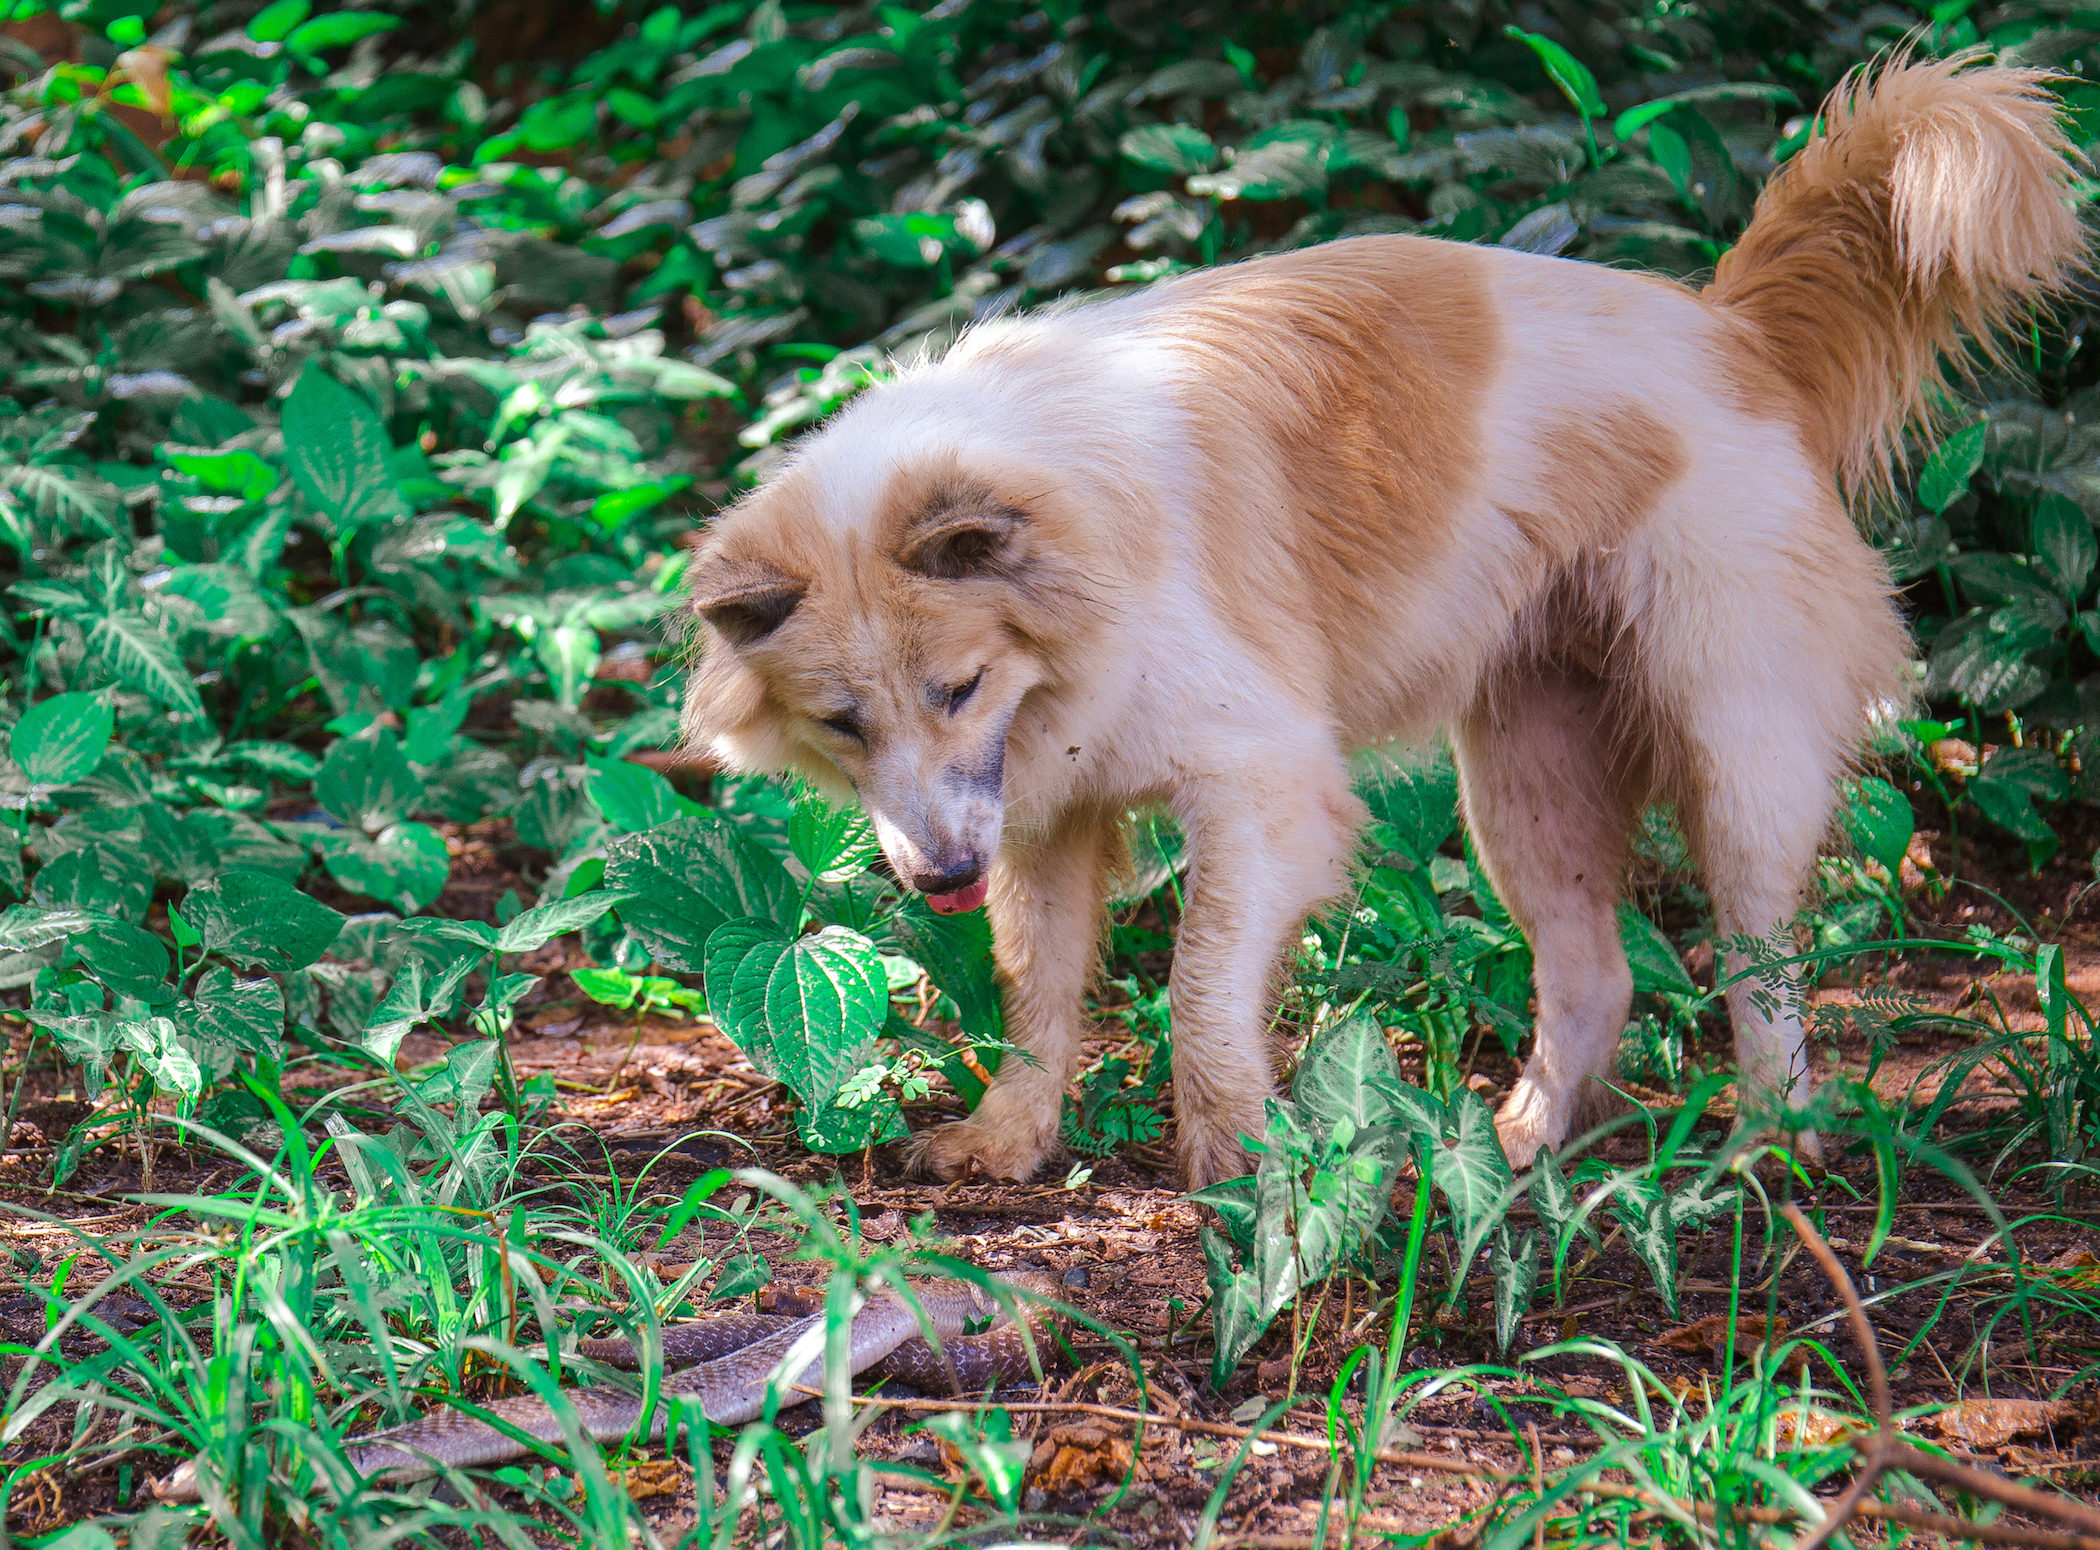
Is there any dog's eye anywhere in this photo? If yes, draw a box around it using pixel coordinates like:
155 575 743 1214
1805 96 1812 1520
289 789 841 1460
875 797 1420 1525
820 712 864 742
946 671 984 715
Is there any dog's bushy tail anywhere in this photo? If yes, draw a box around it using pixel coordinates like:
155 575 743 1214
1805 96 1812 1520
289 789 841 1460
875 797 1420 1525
1704 52 2088 499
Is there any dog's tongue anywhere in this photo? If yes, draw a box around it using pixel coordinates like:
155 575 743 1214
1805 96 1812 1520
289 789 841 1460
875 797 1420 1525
927 879 990 915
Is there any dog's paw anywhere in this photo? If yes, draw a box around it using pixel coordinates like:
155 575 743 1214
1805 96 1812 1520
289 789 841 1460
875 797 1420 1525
1493 1078 1569 1169
902 1119 1052 1183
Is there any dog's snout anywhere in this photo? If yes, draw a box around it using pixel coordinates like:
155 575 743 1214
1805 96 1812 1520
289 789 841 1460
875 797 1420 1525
911 860 983 896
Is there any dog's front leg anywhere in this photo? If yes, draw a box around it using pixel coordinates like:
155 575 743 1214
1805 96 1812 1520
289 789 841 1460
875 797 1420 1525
1169 767 1359 1188
904 808 1122 1183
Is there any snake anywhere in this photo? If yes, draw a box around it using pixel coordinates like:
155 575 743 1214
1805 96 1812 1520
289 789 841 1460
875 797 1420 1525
155 1273 1064 1501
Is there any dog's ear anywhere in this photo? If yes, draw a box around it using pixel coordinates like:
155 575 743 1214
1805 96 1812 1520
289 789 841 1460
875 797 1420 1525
690 557 806 646
897 502 1027 580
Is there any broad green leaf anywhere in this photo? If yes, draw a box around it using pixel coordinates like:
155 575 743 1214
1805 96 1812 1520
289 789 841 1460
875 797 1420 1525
1616 904 1695 997
316 822 451 912
1292 1015 1403 1154
285 11 400 54
711 1252 771 1301
0 905 97 951
1503 27 1604 117
876 897 1004 1042
1429 1085 1516 1291
185 966 285 1061
1355 750 1458 865
11 693 111 786
86 611 203 716
1185 1174 1258 1251
1843 776 1915 879
588 756 695 833
165 447 278 501
1967 774 2055 843
361 952 477 1064
317 729 419 832
70 915 175 1005
1613 82 1797 141
1917 422 1988 513
1490 1224 1540 1354
281 366 405 535
247 0 310 42
1119 123 1220 174
704 917 887 1112
605 813 798 970
34 845 154 923
494 891 625 953
1609 1178 1681 1316
787 793 877 882
536 621 600 709
120 1016 202 1098
572 966 641 1009
184 871 346 973
2032 492 2096 600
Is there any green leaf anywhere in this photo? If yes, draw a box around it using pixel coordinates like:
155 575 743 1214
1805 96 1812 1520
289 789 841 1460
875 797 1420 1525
361 951 477 1064
1612 82 1797 142
588 755 695 833
317 729 419 832
572 966 641 1009
1428 1086 1516 1290
316 822 451 912
876 897 1004 1042
1490 1224 1540 1354
2032 492 2096 600
184 871 346 973
86 611 202 716
247 0 309 42
284 11 400 55
1119 123 1220 174
536 620 600 709
605 813 798 971
34 846 154 923
71 915 175 1005
1291 1015 1404 1153
1609 1179 1680 1317
1186 1175 1257 1251
1503 27 1604 118
185 966 285 1062
1355 750 1458 866
1843 776 1915 878
1917 422 1988 514
494 892 625 954
281 366 406 536
10 693 112 786
1616 904 1695 997
711 1252 771 1301
786 793 877 882
703 917 888 1113
120 1015 203 1098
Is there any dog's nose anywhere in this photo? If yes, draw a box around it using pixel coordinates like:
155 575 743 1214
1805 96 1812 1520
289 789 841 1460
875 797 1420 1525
912 861 982 896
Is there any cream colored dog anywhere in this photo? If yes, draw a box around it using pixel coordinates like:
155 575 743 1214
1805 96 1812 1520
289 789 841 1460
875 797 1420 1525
682 56 2087 1187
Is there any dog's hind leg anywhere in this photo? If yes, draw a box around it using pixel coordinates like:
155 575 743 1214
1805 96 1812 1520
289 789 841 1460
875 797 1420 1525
1457 662 1648 1168
904 806 1123 1183
1649 507 1906 1150
1170 754 1362 1188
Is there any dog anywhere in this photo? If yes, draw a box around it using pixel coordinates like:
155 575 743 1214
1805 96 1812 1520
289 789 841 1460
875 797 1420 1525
680 54 2088 1187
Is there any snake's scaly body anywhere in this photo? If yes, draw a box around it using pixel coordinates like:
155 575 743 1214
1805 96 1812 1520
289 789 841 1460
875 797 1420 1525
156 1275 1060 1500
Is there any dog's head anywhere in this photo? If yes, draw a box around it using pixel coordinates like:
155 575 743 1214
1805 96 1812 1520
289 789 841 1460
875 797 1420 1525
682 439 1096 915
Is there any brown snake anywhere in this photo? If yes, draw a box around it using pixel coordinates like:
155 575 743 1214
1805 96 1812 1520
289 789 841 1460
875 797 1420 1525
156 1273 1064 1500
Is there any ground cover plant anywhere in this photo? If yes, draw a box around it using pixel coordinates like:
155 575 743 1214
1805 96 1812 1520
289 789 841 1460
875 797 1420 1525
5 0 2100 1546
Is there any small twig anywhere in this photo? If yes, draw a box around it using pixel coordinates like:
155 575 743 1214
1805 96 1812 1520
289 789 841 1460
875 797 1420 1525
1778 1202 2100 1548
